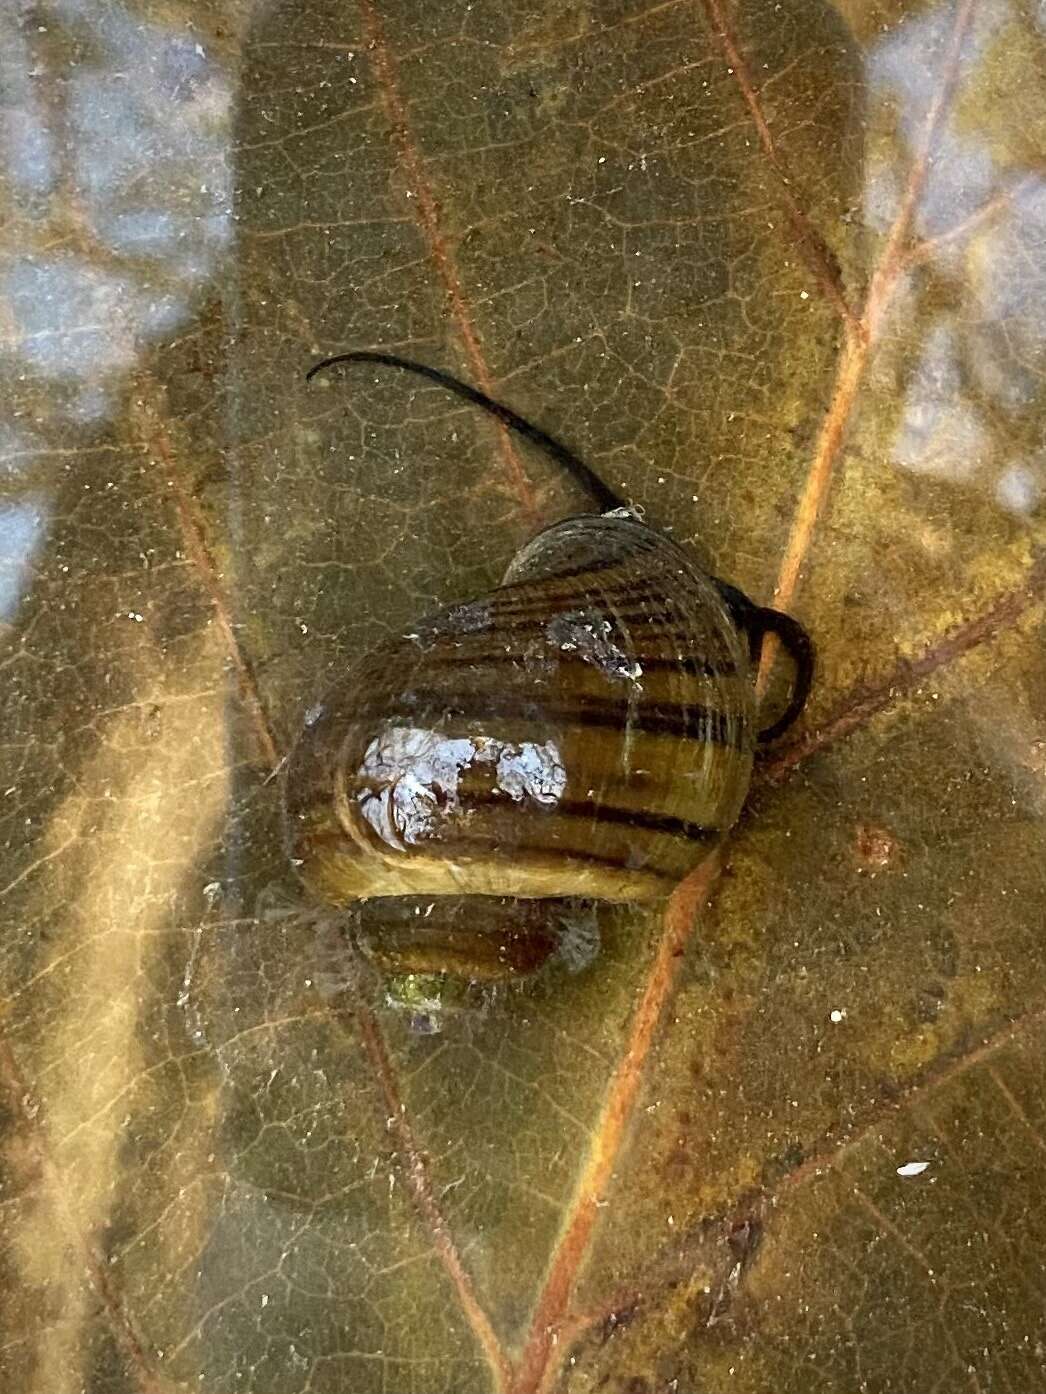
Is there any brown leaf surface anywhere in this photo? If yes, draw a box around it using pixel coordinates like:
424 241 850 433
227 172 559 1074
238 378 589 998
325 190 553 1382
1 1 1045 1392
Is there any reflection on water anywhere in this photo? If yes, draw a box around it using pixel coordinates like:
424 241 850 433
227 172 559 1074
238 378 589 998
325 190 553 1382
0 0 235 617
997 456 1043 514
888 168 1046 511
893 321 991 481
867 0 1046 511
866 2 1000 237
0 497 47 622
1 3 232 388
6 256 178 379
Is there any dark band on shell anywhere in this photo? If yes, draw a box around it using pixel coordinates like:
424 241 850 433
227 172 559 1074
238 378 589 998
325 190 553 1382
285 352 814 991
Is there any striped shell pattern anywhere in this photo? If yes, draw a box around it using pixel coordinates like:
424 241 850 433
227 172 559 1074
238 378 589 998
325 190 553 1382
284 512 757 983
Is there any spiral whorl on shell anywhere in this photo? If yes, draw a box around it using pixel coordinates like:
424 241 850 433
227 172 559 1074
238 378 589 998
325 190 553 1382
288 350 813 988
284 512 757 981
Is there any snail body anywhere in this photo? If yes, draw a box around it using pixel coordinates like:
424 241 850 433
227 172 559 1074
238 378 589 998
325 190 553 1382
286 353 813 995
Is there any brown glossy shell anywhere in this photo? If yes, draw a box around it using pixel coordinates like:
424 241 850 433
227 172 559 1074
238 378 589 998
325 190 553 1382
283 513 755 979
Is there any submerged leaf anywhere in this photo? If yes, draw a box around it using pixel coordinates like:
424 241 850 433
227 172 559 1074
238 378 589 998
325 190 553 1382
1 1 1044 1392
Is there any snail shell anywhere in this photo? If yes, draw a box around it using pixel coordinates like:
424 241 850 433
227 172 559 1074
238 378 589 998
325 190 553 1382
284 511 758 983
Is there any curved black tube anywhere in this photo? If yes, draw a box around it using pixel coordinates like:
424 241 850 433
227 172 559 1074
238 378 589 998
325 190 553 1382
711 579 814 742
306 351 627 515
750 606 815 743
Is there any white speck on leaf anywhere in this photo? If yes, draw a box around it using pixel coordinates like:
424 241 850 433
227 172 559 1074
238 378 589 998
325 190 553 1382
897 1160 932 1177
